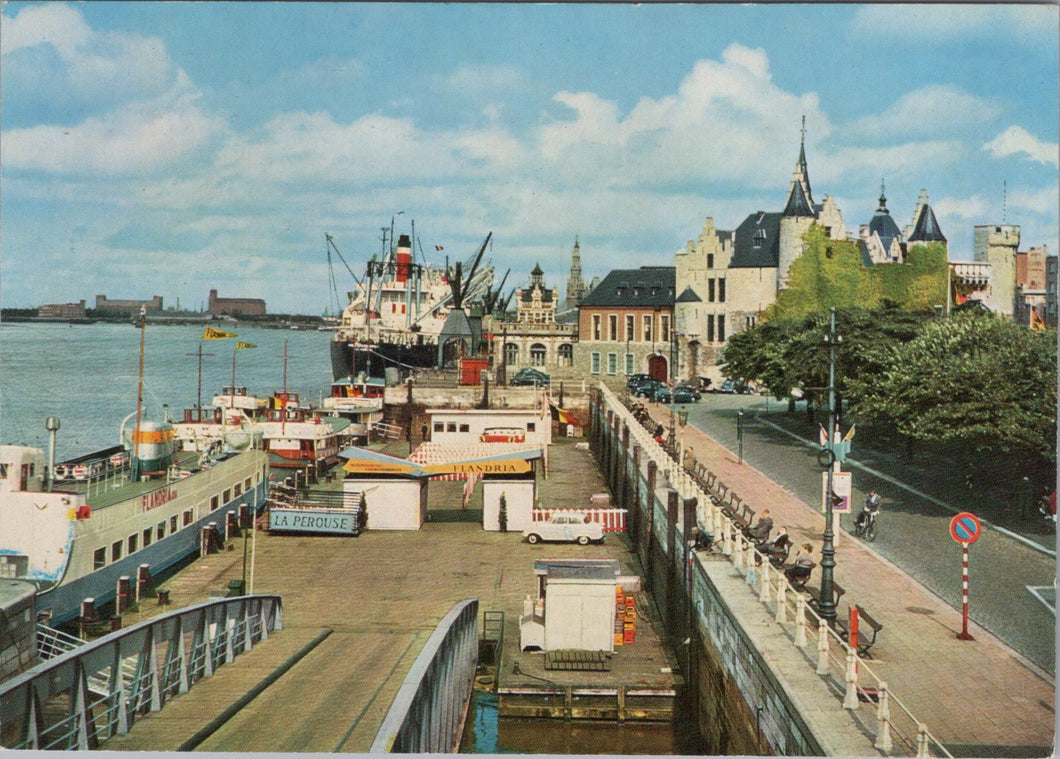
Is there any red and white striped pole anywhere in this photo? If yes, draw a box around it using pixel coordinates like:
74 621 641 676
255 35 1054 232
957 541 975 641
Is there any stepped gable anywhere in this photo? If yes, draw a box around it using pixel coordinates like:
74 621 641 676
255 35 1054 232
909 202 947 243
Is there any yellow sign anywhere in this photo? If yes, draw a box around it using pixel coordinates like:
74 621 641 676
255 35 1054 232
421 459 532 476
343 459 421 476
203 326 237 340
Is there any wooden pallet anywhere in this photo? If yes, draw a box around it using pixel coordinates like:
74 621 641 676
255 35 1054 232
544 649 612 671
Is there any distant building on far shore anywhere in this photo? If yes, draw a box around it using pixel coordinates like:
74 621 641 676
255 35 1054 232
39 300 87 320
208 289 266 317
95 294 164 313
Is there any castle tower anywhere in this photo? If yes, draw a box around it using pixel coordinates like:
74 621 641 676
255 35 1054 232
778 118 817 286
566 236 586 309
974 223 1021 316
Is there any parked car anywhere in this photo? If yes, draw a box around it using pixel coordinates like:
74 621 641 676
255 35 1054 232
632 379 667 399
523 511 605 545
626 373 651 390
509 368 551 387
718 378 753 394
656 386 701 404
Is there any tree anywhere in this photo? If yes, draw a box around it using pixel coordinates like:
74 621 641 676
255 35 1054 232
847 311 1057 469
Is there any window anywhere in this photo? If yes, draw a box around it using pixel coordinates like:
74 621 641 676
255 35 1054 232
643 315 652 342
591 352 601 373
625 315 634 342
128 534 138 554
607 353 618 374
661 315 670 342
447 422 457 432
707 253 715 268
746 315 757 330
753 228 766 247
530 343 547 366
625 353 634 375
94 547 106 570
527 422 536 432
182 509 193 527
592 314 602 341
707 316 715 343
142 528 152 547
718 278 726 303
708 279 715 302
459 424 470 433
245 477 252 491
223 488 232 504
234 483 242 497
608 314 618 341
157 522 166 541
211 495 220 511
170 515 178 533
504 342 519 366
717 314 726 342
558 343 573 367
434 422 444 432
111 540 122 562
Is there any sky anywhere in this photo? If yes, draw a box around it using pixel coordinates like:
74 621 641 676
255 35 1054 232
2 2 1058 315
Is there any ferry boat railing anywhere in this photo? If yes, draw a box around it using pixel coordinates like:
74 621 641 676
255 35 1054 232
370 598 478 753
596 383 953 758
1 595 282 750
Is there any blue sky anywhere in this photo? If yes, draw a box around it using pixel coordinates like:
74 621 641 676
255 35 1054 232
2 2 1057 314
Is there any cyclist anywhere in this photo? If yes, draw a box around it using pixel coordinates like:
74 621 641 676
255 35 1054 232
855 490 881 534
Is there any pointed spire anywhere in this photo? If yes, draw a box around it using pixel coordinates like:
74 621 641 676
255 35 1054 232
797 115 813 204
877 179 888 213
909 191 947 243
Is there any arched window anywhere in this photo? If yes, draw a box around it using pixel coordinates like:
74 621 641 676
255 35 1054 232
530 343 547 366
558 343 573 367
504 342 519 367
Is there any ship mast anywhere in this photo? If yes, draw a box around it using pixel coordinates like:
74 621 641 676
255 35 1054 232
133 305 146 480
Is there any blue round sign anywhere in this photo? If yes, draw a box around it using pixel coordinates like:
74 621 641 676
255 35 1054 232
949 512 981 544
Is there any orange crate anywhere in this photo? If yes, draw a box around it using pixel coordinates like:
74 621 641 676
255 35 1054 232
623 629 635 644
614 632 624 646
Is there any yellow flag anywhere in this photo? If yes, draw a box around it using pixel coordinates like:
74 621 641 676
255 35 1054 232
842 424 856 443
236 341 257 349
203 326 237 340
1030 309 1046 332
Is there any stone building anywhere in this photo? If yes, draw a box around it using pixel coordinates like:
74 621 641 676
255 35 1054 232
859 186 948 266
207 289 266 317
496 264 577 373
973 225 1021 317
38 300 86 320
95 294 164 314
673 122 847 383
574 267 675 381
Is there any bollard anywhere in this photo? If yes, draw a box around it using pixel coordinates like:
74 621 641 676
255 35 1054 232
874 681 893 752
136 563 152 602
238 501 251 529
116 576 132 614
157 589 171 606
201 524 213 556
81 598 97 622
226 510 240 540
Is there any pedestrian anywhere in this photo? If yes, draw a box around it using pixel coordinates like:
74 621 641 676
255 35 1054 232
683 445 697 472
746 508 773 541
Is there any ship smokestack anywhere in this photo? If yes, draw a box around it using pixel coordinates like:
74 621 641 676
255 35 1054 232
396 233 412 284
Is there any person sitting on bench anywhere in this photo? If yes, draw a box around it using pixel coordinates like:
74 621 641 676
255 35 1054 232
758 526 790 557
784 543 815 583
745 508 773 541
689 526 714 553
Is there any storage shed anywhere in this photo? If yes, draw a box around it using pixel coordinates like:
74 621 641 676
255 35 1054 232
537 559 620 653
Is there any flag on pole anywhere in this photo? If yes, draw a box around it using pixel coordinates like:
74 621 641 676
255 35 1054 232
842 424 856 443
203 326 237 340
550 403 580 426
236 341 257 349
1030 309 1046 332
818 423 829 448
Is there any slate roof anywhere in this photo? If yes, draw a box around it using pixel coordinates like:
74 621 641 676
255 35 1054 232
868 192 902 252
909 203 947 243
578 267 675 307
519 286 554 303
675 285 702 303
730 211 782 268
783 180 815 217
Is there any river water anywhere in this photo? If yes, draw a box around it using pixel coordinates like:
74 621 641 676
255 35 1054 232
1 322 336 461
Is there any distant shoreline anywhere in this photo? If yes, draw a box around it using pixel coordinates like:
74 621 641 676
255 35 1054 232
1 315 333 329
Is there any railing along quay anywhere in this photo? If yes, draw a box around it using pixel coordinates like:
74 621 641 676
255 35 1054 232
595 383 952 758
370 599 479 754
1 595 283 750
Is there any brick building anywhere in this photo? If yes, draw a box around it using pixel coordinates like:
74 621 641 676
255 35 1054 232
207 289 266 317
38 300 87 320
95 295 164 313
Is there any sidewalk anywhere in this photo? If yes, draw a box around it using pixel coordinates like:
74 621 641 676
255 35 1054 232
647 404 1055 753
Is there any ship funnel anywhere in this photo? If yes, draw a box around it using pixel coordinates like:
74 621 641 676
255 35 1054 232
396 233 412 284
125 420 175 480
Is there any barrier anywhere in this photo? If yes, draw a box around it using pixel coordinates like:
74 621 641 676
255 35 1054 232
532 507 628 532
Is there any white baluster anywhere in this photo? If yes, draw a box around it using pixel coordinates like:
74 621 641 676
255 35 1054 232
775 583 788 624
794 595 808 647
759 562 771 603
816 620 830 675
916 723 930 758
842 646 860 710
874 681 893 752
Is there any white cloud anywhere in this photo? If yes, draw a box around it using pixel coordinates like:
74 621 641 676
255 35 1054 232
3 88 225 175
849 5 1055 42
934 194 990 221
1009 184 1060 216
439 64 525 97
0 3 91 58
819 140 965 187
982 126 1059 167
846 86 1001 140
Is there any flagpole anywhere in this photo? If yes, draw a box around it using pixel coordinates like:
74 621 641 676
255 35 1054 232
231 345 238 408
133 305 146 479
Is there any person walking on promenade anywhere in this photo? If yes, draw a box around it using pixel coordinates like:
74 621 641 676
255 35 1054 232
683 445 697 472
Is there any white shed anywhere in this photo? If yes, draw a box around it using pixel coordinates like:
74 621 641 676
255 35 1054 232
539 560 620 653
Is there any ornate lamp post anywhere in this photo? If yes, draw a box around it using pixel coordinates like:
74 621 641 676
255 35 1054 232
818 308 842 625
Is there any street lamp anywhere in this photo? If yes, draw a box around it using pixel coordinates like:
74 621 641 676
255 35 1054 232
818 308 842 625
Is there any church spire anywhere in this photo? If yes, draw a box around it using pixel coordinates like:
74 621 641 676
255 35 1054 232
566 235 586 309
798 115 812 205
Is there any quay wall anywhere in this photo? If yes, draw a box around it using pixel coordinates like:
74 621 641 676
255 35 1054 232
588 388 851 756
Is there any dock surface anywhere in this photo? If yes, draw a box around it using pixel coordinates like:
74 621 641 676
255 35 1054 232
101 437 673 752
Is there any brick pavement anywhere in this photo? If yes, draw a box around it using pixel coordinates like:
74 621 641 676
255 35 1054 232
645 402 1055 753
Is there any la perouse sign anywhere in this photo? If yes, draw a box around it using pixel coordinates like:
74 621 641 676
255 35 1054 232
269 507 357 535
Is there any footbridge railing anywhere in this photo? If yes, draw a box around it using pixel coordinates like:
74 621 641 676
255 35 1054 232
371 599 479 753
0 595 282 750
595 383 952 757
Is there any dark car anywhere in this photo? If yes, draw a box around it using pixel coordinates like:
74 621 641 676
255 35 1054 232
509 368 551 387
719 378 753 394
655 386 701 404
633 379 667 399
626 373 651 389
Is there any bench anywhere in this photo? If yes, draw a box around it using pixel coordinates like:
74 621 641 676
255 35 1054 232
846 604 883 658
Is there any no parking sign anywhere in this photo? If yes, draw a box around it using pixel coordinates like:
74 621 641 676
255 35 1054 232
949 512 981 641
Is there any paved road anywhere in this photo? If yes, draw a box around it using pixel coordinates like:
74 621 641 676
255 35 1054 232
665 392 1056 674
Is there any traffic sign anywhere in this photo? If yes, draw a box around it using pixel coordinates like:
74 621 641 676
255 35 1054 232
949 512 981 545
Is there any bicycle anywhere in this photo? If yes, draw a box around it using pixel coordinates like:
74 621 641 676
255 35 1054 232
853 508 878 541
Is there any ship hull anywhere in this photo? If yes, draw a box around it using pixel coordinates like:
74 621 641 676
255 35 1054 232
330 339 437 379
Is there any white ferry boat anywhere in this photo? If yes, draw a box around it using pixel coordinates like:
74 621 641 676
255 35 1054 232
0 427 269 625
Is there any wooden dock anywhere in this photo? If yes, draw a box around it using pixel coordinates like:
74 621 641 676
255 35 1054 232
98 437 678 752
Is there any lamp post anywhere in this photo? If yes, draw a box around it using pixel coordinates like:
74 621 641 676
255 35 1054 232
818 308 842 625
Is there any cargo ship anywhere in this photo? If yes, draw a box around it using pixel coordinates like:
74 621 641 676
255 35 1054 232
327 222 494 379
